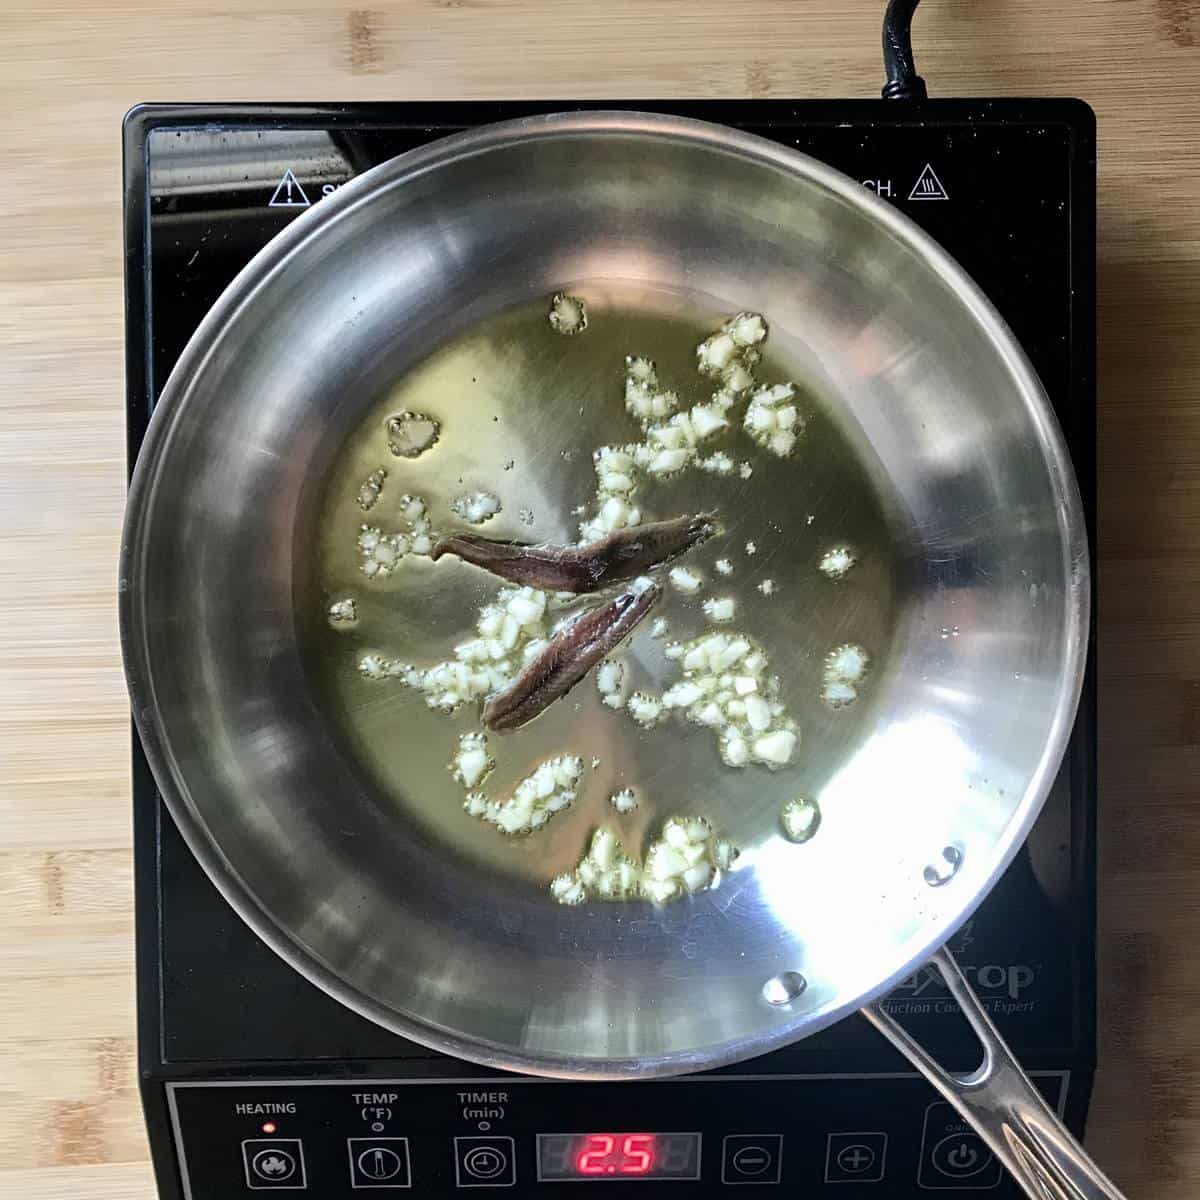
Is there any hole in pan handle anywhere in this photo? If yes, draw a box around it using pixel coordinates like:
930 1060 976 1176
863 948 1128 1200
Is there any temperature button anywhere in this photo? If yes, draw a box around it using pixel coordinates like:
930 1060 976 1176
454 1136 516 1188
348 1138 411 1189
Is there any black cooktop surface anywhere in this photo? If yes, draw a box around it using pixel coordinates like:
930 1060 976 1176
125 99 1095 1199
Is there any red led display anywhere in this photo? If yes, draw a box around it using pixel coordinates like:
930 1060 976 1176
537 1131 701 1181
576 1134 655 1175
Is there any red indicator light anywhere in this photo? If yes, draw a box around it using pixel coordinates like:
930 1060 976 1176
261 1121 277 1134
576 1134 655 1176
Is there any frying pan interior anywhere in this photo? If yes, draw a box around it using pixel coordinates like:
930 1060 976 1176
121 113 1087 1077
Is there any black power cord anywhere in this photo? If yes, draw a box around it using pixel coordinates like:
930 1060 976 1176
881 0 929 101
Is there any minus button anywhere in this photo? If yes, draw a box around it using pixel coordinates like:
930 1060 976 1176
722 1134 783 1185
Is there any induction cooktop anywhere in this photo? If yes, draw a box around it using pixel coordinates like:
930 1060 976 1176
124 97 1096 1199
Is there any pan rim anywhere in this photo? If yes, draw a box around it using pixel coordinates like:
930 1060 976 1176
120 109 1091 1079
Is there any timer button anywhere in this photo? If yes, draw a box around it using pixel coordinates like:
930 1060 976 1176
454 1136 516 1188
722 1134 783 1185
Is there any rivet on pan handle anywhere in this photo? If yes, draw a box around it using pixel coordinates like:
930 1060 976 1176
863 948 1128 1200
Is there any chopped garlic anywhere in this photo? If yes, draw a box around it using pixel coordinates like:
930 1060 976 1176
662 680 705 707
640 877 680 904
385 411 440 458
627 691 664 728
356 468 386 511
782 797 821 843
610 787 638 814
355 494 435 580
357 653 415 682
357 525 409 578
581 327 754 539
729 312 767 347
646 447 689 475
548 291 587 336
697 331 737 373
821 679 859 707
826 643 869 682
753 729 797 765
397 494 426 524
744 383 804 457
593 445 638 494
669 566 704 594
703 596 736 624
551 806 737 907
407 585 554 712
758 578 777 596
553 826 642 904
626 355 656 384
468 754 584 835
450 732 494 789
715 558 734 576
738 461 754 480
745 540 757 556
650 617 670 639
451 490 502 525
579 477 644 541
724 362 756 394
657 630 798 769
713 838 740 870
550 873 587 906
623 357 678 425
722 730 749 766
697 312 767 383
327 598 357 625
821 642 870 708
595 658 627 709
688 399 731 439
642 815 726 901
697 451 735 475
636 403 728 478
743 693 772 731
819 546 857 579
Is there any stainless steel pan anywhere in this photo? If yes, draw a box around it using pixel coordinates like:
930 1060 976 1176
121 112 1119 1198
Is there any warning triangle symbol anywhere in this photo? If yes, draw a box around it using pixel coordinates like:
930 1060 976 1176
908 163 948 201
268 169 310 208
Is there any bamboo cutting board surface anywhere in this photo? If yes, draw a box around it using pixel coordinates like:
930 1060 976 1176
1 1 1198 1195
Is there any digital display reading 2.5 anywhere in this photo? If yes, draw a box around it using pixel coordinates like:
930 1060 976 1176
536 1133 702 1181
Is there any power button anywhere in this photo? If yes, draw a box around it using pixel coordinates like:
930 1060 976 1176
933 1135 988 1178
917 1104 1002 1190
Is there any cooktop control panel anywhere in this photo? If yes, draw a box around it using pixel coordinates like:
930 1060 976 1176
168 1075 1067 1196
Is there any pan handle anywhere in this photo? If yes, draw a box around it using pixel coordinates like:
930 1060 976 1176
862 947 1127 1200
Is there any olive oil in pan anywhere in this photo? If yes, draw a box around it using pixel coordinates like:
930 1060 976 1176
303 286 908 892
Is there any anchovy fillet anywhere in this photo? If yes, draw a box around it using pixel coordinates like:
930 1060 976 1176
483 582 662 731
433 513 716 593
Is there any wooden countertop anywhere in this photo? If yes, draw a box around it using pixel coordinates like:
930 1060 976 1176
2 1 1197 1195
